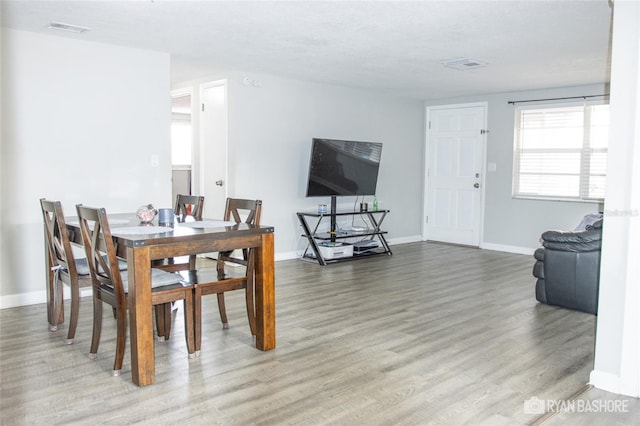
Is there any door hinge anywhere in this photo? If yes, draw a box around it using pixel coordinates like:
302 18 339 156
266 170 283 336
428 121 431 129
480 129 489 135
426 216 429 224
202 103 205 112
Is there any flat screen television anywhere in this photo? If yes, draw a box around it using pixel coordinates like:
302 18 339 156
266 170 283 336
305 138 383 197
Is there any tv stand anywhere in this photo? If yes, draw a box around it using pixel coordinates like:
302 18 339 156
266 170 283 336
329 195 338 242
297 207 392 265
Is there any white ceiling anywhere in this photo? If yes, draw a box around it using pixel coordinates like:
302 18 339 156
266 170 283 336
1 0 613 100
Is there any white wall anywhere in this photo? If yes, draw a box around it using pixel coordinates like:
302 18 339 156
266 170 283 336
426 84 606 253
175 71 426 259
0 29 172 307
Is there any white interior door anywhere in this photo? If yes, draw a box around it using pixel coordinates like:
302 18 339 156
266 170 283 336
200 81 228 219
424 104 486 246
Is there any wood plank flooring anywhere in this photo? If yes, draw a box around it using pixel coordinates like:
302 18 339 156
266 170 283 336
1 242 638 425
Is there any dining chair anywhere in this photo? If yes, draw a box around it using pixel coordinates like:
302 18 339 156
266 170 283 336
153 194 205 273
40 198 92 344
190 198 262 353
174 194 204 222
75 204 195 376
216 198 262 330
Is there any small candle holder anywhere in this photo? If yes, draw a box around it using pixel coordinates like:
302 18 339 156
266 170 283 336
158 208 175 227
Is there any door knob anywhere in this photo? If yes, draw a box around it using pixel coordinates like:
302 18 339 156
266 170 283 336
215 180 224 186
474 183 480 188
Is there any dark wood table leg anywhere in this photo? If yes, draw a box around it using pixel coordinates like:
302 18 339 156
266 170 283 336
127 246 155 386
254 232 275 351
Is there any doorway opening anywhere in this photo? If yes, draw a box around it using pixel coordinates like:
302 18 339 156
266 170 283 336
171 89 193 202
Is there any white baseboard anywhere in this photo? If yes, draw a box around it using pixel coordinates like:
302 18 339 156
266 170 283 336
590 370 640 398
0 287 92 309
388 235 423 245
480 242 536 256
1 290 46 309
276 251 299 261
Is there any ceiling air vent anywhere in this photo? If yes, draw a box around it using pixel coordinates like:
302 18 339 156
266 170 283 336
440 58 488 70
48 21 91 33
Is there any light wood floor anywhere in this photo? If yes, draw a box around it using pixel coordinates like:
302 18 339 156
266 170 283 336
1 242 638 425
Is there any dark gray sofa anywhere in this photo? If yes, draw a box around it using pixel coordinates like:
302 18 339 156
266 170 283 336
532 217 603 315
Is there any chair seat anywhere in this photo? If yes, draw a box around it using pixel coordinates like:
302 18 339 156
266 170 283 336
99 268 185 293
116 268 184 292
179 268 246 284
75 257 127 276
73 258 91 276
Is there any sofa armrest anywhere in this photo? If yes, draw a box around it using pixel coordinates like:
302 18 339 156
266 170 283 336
541 228 602 252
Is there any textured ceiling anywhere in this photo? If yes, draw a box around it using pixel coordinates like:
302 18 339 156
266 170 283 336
1 0 613 100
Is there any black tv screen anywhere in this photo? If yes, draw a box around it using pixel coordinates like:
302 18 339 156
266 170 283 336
306 138 382 197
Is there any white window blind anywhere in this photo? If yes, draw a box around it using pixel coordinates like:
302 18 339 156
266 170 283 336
513 102 609 201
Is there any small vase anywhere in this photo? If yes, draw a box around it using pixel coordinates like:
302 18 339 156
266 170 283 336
136 204 157 224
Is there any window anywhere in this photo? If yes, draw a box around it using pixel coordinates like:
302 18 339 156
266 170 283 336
512 102 609 201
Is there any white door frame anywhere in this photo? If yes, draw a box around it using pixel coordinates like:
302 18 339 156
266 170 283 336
422 102 488 245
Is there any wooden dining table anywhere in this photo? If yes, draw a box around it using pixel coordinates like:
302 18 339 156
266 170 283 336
62 213 276 387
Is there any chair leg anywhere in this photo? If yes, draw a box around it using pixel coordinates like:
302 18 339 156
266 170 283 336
194 287 202 355
89 297 103 360
245 279 256 337
216 257 230 329
245 250 257 336
183 293 196 358
216 254 229 278
155 305 166 342
217 293 229 329
57 286 65 325
49 278 64 332
112 307 127 376
47 261 65 331
163 303 172 340
66 281 80 344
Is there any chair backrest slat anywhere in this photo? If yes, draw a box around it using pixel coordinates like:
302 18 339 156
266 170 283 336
174 194 204 221
224 198 262 226
40 199 78 277
220 198 262 264
76 205 126 300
